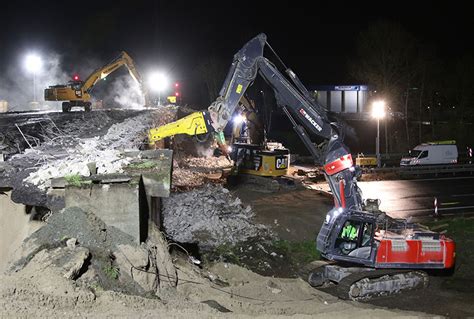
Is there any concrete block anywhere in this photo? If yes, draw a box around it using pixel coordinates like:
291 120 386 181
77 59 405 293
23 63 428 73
65 183 140 242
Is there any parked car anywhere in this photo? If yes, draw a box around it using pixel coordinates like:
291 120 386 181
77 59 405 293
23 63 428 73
400 141 458 166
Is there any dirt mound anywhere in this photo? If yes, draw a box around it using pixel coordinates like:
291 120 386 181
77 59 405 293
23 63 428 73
9 207 176 297
0 201 429 317
0 191 42 273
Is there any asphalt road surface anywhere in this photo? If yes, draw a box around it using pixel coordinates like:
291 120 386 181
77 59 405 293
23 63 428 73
358 176 474 218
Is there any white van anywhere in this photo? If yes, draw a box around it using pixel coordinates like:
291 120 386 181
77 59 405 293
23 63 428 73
400 141 458 166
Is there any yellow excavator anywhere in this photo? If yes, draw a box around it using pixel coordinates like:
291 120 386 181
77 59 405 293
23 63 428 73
148 95 290 177
44 51 148 112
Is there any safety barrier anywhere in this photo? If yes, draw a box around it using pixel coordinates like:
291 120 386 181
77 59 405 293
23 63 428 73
362 164 474 177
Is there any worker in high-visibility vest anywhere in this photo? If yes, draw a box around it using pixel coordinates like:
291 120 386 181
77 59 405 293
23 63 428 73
341 221 358 240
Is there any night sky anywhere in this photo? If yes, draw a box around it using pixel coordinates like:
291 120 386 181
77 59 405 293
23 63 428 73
1 0 472 105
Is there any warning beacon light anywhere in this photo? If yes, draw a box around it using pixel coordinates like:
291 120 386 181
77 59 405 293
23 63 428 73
73 74 80 81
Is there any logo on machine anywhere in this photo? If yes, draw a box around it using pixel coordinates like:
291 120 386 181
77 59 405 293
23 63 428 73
275 156 288 169
299 109 322 132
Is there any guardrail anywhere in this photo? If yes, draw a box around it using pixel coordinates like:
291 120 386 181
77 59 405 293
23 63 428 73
362 164 474 177
359 153 473 167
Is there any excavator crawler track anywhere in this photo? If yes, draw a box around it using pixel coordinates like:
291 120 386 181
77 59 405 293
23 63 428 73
335 269 429 301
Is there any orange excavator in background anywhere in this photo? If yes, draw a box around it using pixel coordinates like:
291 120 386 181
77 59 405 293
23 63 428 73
44 51 149 112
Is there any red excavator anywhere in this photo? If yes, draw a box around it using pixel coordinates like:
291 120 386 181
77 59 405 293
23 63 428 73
148 33 455 300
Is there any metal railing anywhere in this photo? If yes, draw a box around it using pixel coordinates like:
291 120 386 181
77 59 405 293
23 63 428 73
362 163 474 176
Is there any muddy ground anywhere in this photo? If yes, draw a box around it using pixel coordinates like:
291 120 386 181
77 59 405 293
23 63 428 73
1 191 429 318
1 108 473 318
225 182 474 318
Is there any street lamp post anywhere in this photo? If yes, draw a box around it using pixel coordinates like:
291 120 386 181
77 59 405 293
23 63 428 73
24 54 43 103
372 100 386 168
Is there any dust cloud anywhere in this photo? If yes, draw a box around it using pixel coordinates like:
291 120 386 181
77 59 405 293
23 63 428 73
109 75 145 109
0 52 69 111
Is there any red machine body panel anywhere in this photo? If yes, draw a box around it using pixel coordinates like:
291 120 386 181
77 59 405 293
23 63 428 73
375 237 455 268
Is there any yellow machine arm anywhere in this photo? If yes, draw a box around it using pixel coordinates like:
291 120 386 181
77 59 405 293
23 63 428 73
82 51 150 105
148 111 212 146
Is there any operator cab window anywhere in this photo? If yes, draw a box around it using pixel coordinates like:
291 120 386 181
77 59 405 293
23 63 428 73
335 220 373 259
68 80 83 90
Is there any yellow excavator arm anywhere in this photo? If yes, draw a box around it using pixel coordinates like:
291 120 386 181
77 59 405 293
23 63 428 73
147 96 258 152
148 111 211 146
82 51 148 103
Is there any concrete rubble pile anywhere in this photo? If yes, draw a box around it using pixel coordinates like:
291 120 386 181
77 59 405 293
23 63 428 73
21 113 153 189
162 184 270 248
150 105 179 128
56 111 116 138
169 124 234 189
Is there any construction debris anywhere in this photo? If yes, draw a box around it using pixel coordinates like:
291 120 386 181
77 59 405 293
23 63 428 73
162 184 270 248
172 155 232 190
20 112 153 189
0 107 457 318
179 155 232 170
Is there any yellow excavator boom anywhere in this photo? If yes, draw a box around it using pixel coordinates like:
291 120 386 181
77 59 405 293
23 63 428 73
82 51 144 94
148 111 210 146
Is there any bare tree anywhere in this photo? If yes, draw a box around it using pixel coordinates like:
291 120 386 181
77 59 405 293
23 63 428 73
350 20 420 148
196 55 228 103
350 20 421 101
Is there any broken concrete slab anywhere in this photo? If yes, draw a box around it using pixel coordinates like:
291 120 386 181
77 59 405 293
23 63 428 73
50 177 66 188
18 246 90 280
87 173 132 184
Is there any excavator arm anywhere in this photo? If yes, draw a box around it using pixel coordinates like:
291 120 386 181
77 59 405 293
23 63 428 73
147 35 267 147
82 51 150 105
208 34 361 212
148 111 212 142
149 33 361 213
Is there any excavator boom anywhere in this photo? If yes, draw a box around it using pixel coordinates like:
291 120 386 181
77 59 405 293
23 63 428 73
82 51 145 94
